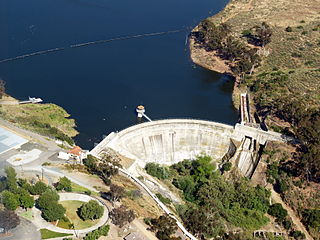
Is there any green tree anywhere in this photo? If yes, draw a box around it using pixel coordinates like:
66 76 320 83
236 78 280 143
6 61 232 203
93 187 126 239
15 188 34 209
252 22 272 47
290 230 305 239
83 155 98 173
41 202 66 222
149 214 179 240
222 162 232 172
302 209 320 230
1 190 19 210
5 167 17 191
268 203 288 221
31 181 49 195
55 177 72 192
145 163 171 180
78 200 104 221
37 189 59 210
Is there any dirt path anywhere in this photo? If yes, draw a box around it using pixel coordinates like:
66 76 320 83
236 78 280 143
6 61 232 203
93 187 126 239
131 219 158 240
269 187 313 240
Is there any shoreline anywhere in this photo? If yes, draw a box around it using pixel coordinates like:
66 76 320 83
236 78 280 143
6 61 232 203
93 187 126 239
0 94 78 145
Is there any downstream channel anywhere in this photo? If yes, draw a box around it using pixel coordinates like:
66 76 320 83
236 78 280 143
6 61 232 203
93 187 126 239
0 0 238 149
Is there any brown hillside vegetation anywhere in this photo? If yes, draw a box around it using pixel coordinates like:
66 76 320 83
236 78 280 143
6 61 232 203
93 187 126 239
191 0 320 110
190 0 320 239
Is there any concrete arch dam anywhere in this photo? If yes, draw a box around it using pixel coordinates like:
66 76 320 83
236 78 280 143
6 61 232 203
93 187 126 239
91 119 239 169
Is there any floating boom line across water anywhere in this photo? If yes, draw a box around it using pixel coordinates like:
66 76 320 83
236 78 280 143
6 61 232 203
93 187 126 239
0 28 186 64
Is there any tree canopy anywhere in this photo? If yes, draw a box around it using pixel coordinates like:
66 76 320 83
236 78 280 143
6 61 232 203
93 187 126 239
55 177 72 192
109 205 135 228
168 156 270 238
78 200 104 221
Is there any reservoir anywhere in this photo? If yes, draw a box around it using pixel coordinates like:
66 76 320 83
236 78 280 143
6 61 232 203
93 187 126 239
0 0 238 149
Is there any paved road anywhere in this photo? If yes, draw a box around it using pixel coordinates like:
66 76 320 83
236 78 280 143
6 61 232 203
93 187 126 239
1 218 41 240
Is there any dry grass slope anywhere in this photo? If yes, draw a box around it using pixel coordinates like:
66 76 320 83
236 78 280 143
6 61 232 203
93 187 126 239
191 0 320 112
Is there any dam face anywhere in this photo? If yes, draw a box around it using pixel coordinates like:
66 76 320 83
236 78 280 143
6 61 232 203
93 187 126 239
92 119 236 168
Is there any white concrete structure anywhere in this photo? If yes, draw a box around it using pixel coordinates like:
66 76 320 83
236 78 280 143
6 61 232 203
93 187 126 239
91 119 293 178
90 118 295 240
92 119 235 170
58 151 70 160
7 149 42 166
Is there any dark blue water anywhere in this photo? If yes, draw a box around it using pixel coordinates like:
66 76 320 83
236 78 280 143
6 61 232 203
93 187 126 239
0 0 237 149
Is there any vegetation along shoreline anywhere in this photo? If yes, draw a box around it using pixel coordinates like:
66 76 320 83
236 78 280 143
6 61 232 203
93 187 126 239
190 0 320 239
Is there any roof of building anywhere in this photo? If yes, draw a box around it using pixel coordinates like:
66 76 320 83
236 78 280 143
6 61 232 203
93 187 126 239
0 127 28 155
68 146 82 156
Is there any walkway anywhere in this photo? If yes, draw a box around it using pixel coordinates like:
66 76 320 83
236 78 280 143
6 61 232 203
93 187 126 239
22 166 99 193
269 187 313 240
90 151 198 240
31 193 108 235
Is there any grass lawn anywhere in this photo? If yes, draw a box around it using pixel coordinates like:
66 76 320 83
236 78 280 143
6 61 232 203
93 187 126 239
60 200 99 229
70 182 99 196
40 229 72 239
57 217 72 229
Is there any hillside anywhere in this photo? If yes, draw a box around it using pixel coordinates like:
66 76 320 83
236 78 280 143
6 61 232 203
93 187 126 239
190 0 320 239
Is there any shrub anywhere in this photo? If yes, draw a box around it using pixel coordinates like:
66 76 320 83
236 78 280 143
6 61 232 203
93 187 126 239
55 177 72 192
274 179 289 193
302 209 320 230
222 162 232 172
291 52 302 58
282 219 292 230
242 29 252 36
156 193 171 205
145 163 171 180
268 203 288 221
84 190 92 196
83 225 110 240
290 230 305 239
285 26 293 32
144 217 152 225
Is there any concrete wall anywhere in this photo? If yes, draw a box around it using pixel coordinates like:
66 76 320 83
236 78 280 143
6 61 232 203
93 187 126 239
99 119 235 168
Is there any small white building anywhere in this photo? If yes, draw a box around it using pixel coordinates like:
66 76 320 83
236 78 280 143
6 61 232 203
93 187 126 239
58 151 70 160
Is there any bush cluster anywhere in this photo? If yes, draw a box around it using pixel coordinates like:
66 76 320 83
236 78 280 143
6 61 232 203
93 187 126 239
36 190 66 222
145 163 171 180
169 156 270 238
83 225 110 240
